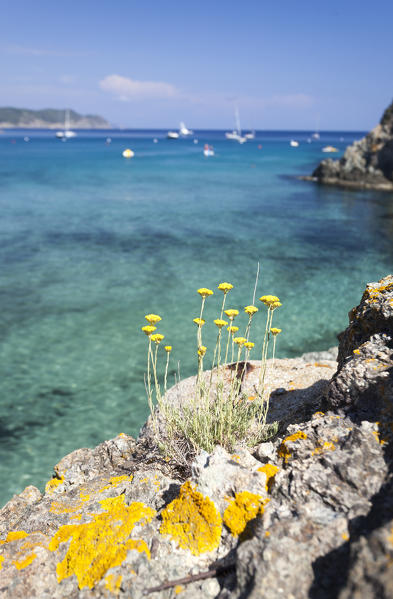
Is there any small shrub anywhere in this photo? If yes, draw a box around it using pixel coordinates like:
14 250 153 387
141 282 281 462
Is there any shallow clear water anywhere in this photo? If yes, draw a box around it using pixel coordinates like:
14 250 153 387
1 128 392 506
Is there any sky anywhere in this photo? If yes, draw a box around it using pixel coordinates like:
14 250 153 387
0 0 392 130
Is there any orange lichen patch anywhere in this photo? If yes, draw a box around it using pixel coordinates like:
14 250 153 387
12 552 37 570
45 476 65 495
231 454 241 463
104 573 122 593
342 533 349 541
265 530 270 537
312 441 336 455
372 430 388 446
389 528 393 546
50 500 83 514
5 531 29 542
314 362 331 368
175 585 185 594
258 464 279 492
118 432 127 438
223 492 269 537
278 432 307 464
99 475 133 493
159 481 222 555
80 491 90 502
49 495 155 589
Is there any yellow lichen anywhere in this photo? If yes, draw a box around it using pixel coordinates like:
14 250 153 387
12 553 37 570
99 475 133 492
313 411 325 417
353 349 360 355
0 555 4 569
175 585 185 594
159 481 222 555
312 441 336 455
278 432 307 464
45 476 65 495
49 495 155 589
5 531 29 542
50 500 83 514
258 464 279 492
342 533 349 541
105 573 122 594
223 491 269 537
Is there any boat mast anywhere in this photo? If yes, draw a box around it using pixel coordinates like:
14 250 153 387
235 106 241 135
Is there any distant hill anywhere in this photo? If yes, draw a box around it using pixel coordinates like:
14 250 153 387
0 107 111 129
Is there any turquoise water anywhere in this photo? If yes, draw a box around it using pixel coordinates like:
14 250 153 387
1 128 392 506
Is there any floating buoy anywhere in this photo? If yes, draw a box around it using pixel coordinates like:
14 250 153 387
122 148 134 158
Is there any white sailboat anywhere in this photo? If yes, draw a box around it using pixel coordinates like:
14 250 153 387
55 109 77 139
225 107 247 143
311 115 320 140
179 122 193 136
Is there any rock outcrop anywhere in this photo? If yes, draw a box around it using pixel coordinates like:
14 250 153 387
0 278 392 598
310 100 393 191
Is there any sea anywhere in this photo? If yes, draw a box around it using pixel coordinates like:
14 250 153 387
1 128 392 507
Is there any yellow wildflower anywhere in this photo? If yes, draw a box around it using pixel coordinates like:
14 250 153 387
193 318 205 326
218 282 233 293
244 305 258 315
214 319 228 329
270 302 282 310
244 341 255 350
198 346 207 357
144 314 162 324
164 346 172 352
227 325 239 334
259 295 280 307
233 337 247 346
197 288 214 298
270 328 282 336
224 309 239 320
141 325 156 336
151 333 164 344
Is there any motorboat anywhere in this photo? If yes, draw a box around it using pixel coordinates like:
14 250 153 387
322 146 339 153
55 109 77 139
203 144 214 157
244 130 255 140
167 131 179 139
179 122 193 136
225 107 247 143
290 140 299 147
122 148 135 158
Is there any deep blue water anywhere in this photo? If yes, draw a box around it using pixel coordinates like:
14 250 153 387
1 128 392 506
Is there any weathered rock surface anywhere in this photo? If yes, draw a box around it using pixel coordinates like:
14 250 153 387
1 277 392 598
309 99 393 190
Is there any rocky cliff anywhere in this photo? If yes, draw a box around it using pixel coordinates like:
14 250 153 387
310 100 393 191
0 277 392 598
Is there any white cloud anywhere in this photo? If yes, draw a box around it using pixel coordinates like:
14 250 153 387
99 74 178 101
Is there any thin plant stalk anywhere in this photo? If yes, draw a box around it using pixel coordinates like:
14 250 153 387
164 352 170 394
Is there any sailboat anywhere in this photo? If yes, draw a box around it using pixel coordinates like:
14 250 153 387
311 115 320 140
179 122 193 136
55 109 77 139
225 107 247 143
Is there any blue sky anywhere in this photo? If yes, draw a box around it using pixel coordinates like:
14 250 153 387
1 0 392 130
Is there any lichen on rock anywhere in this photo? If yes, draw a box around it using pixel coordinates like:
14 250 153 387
48 495 155 589
223 491 269 536
159 481 222 555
